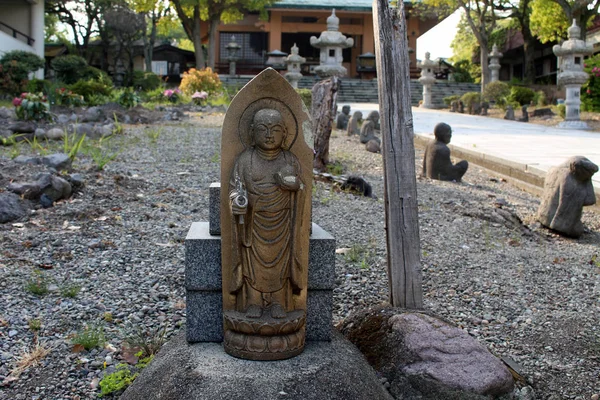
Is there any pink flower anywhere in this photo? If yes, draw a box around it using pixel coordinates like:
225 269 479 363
21 92 28 98
163 89 174 97
587 89 591 94
12 97 22 107
191 91 208 99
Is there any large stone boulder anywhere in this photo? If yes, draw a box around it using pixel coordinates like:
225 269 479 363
339 306 514 399
121 331 393 400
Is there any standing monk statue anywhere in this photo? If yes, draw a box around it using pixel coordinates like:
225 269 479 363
229 108 304 319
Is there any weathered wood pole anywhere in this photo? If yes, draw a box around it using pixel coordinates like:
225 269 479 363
373 0 423 308
311 76 340 171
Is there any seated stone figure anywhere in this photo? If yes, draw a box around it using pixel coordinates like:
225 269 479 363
422 122 468 182
360 111 381 145
347 111 362 136
537 156 598 238
336 105 351 130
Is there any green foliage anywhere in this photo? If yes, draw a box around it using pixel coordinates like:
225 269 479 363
63 130 87 160
83 135 121 170
25 271 49 296
459 92 481 108
508 86 536 106
70 80 113 103
450 60 475 83
582 55 600 112
72 324 105 350
60 283 81 298
179 67 222 96
55 88 86 107
0 50 45 82
28 318 42 332
534 90 548 107
25 79 52 94
124 325 167 358
443 95 460 106
483 81 510 104
115 88 141 109
13 92 51 121
296 88 312 109
51 55 89 84
556 104 566 119
80 66 112 84
98 356 153 397
530 0 569 43
131 71 163 91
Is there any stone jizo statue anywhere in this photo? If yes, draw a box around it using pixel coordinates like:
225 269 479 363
360 111 381 145
504 105 515 120
537 156 598 238
347 111 362 136
336 105 351 130
220 69 312 361
422 122 468 182
518 105 529 122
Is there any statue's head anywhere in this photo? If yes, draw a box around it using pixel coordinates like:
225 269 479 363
367 111 379 123
251 109 287 151
342 105 351 115
353 111 363 120
434 122 452 144
569 156 599 182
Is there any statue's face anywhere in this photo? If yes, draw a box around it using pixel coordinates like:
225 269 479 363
252 109 285 151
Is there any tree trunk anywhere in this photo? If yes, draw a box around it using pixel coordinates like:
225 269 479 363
373 0 423 309
208 16 220 69
192 7 205 69
311 77 339 171
522 35 536 83
480 47 490 92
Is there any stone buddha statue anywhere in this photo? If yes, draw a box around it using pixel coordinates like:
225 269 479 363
422 122 468 182
360 111 381 145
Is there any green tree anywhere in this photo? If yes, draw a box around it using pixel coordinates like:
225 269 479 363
131 0 170 72
170 0 276 69
530 0 599 42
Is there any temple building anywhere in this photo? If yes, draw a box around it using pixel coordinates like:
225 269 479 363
211 0 440 78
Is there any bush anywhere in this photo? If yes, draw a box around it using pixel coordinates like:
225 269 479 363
533 90 548 107
13 92 51 121
443 95 460 106
115 87 141 108
25 79 52 94
80 66 112 84
70 79 113 102
450 60 475 83
460 92 481 109
0 50 45 82
508 86 536 106
483 81 510 104
132 71 162 92
179 67 222 96
582 55 600 112
296 88 312 109
51 55 88 84
556 104 566 119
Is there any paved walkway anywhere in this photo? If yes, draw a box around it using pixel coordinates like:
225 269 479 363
342 103 600 189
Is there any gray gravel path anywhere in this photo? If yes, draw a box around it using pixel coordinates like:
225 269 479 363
0 113 599 399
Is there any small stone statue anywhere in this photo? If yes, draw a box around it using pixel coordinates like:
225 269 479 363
336 105 351 130
537 156 598 238
365 139 381 153
518 105 529 122
450 100 458 113
220 69 312 361
457 100 464 114
504 105 515 120
481 102 489 116
422 122 468 182
347 111 362 136
360 111 381 145
471 102 481 115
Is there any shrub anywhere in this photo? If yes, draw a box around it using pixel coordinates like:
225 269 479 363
51 55 88 84
162 88 181 104
459 92 481 109
132 71 162 92
508 86 536 106
70 79 113 102
179 67 222 96
0 50 45 82
533 90 548 107
191 91 208 105
55 88 85 107
483 81 510 104
71 324 105 350
582 55 600 112
13 92 51 121
115 87 141 108
25 79 52 94
443 95 460 106
296 88 312 109
80 66 112 84
556 104 566 119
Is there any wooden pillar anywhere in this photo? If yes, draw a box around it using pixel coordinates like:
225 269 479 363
373 0 423 309
269 11 282 51
363 15 374 54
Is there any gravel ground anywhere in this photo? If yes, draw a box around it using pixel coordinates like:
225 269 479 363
0 112 599 399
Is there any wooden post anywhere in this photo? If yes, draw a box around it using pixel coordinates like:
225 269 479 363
311 76 340 171
372 0 423 309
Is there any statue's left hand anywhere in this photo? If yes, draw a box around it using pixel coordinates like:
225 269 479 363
275 172 299 190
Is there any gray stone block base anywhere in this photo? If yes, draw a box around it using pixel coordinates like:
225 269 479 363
121 331 393 400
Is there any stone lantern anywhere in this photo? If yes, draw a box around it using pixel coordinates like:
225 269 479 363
265 50 288 70
310 9 354 78
553 19 594 129
488 44 503 82
417 52 437 108
284 43 306 89
225 36 241 76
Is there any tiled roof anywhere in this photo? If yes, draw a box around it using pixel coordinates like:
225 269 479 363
269 0 412 11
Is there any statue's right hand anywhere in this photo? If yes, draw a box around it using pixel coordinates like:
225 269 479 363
231 194 248 215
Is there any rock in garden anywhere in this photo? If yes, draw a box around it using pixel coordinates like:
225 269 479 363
365 139 381 153
0 192 26 223
36 173 72 202
0 106 14 119
13 155 41 165
7 181 43 199
8 121 35 133
82 106 104 123
68 173 85 189
340 306 515 399
340 176 375 198
34 128 46 138
46 128 65 140
532 108 554 117
68 123 94 138
42 153 72 171
92 125 113 138
423 122 468 182
57 114 70 124
537 156 598 237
